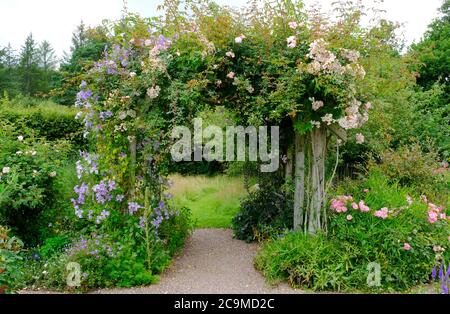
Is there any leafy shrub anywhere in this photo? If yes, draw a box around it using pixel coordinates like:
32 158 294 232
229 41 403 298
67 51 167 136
39 236 71 259
158 206 194 256
232 175 293 242
368 144 449 202
0 99 84 149
0 123 73 244
18 205 193 291
0 225 23 293
255 171 449 292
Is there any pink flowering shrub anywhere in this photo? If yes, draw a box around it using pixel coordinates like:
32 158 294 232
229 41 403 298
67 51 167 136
256 171 449 292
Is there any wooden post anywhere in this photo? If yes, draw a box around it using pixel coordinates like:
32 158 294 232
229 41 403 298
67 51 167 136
308 127 327 235
293 133 305 230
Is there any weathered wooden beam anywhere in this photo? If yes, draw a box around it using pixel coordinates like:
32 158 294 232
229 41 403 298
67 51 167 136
326 123 347 142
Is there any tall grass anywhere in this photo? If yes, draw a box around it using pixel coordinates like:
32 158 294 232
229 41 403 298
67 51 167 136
169 174 247 228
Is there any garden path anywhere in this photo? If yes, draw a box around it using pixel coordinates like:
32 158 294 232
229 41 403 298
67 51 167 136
94 228 302 294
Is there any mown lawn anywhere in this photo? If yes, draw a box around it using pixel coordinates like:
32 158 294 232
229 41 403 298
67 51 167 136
169 174 247 228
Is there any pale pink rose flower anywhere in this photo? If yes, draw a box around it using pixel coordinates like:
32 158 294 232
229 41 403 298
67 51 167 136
287 36 297 48
403 243 411 251
351 202 359 210
359 200 370 212
346 215 353 221
227 72 236 79
355 133 365 144
288 21 298 29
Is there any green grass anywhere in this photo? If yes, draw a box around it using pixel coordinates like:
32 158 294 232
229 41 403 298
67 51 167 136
169 174 247 228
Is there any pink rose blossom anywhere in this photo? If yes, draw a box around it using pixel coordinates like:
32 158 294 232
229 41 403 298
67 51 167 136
428 210 438 224
351 202 359 210
403 243 411 251
363 188 369 193
355 133 365 144
374 207 388 219
288 21 298 29
359 200 370 212
346 215 353 221
227 72 236 79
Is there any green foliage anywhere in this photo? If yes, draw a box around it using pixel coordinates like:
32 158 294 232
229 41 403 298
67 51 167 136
0 98 84 148
255 171 449 292
0 122 73 244
368 144 449 201
0 225 23 293
232 175 293 242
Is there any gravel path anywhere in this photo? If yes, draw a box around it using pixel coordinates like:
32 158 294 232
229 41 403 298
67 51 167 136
93 228 302 294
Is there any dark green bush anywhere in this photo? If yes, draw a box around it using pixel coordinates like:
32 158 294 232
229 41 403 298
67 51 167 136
0 101 84 149
232 175 293 242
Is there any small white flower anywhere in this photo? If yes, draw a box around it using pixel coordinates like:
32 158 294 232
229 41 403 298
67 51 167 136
311 121 321 128
147 85 161 99
144 39 152 46
235 34 245 44
321 113 334 125
31 150 37 156
2 167 11 174
129 72 136 78
226 72 236 79
17 135 24 141
225 51 235 58
118 111 127 120
49 171 57 178
16 151 23 155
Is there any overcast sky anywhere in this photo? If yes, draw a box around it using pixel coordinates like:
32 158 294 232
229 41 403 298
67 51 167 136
0 0 443 59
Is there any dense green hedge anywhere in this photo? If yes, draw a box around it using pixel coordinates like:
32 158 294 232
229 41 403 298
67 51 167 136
0 104 84 148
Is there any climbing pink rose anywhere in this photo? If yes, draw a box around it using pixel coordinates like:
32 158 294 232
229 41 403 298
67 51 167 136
403 243 411 251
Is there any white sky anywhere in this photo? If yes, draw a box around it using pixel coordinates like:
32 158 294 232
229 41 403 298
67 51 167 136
0 0 443 59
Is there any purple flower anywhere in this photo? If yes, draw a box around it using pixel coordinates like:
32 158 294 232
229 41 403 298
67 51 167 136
92 180 112 204
75 208 83 219
128 202 143 215
432 263 437 280
108 180 116 191
138 216 146 229
90 162 98 174
151 216 163 229
76 89 92 102
116 194 124 202
439 262 444 280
